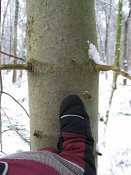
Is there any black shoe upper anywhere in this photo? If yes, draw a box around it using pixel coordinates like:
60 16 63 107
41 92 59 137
59 95 93 137
60 95 89 118
58 95 94 150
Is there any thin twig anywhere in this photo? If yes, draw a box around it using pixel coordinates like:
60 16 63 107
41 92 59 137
1 128 12 134
1 108 30 144
1 107 29 131
0 108 13 126
95 64 131 80
0 51 25 61
0 91 29 118
99 0 117 9
0 151 6 156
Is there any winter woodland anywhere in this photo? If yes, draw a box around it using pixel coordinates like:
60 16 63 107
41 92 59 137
0 0 131 174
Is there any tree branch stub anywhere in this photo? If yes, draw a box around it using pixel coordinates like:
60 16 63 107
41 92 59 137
0 64 28 71
0 58 131 80
95 64 131 80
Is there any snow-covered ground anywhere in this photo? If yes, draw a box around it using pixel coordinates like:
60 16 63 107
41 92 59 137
98 72 131 175
1 70 30 154
1 70 131 174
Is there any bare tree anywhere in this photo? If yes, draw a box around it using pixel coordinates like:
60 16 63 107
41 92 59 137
105 0 123 126
123 2 131 85
12 0 19 83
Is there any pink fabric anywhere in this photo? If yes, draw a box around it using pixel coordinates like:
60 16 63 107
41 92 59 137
39 147 58 154
59 132 86 168
0 132 87 174
2 159 60 175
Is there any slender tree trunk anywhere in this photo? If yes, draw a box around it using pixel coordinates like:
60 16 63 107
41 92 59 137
19 24 26 79
127 1 131 70
0 0 3 151
0 71 3 151
123 20 128 85
12 0 19 83
9 1 13 62
26 0 98 151
1 0 10 38
123 2 131 85
105 0 123 126
104 0 113 65
1 0 10 64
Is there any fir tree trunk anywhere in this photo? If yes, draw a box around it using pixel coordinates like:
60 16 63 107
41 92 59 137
26 0 98 151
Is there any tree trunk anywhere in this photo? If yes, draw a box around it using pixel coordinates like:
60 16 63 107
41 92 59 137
1 0 10 64
26 0 98 151
128 1 131 71
0 71 3 151
123 19 128 85
105 0 123 126
12 0 19 83
0 0 3 152
127 1 131 71
104 0 113 65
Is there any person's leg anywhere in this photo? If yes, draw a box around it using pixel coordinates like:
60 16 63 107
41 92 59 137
58 95 96 175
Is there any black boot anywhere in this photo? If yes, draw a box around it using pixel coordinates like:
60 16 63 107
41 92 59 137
57 95 96 175
58 95 94 150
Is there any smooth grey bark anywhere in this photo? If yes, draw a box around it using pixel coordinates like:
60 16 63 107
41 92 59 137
26 0 98 151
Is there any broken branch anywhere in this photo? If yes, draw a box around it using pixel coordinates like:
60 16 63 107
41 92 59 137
0 64 28 70
0 91 30 118
95 64 131 80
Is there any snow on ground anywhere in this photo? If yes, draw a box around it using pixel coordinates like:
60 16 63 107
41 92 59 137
1 70 30 155
98 72 131 175
1 70 131 174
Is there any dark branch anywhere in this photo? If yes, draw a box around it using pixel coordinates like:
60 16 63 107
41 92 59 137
0 51 25 62
0 91 29 118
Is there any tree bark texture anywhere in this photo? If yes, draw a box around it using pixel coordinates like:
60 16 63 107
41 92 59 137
26 0 98 151
104 0 112 65
127 1 131 70
12 0 19 83
105 0 123 125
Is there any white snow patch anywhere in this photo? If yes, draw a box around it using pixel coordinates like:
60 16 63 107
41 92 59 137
88 40 105 65
96 142 103 156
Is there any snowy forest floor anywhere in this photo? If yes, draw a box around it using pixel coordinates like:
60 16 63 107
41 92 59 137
98 72 131 175
0 70 131 175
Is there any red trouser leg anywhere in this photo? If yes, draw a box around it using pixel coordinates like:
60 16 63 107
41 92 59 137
58 95 96 175
58 117 96 175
